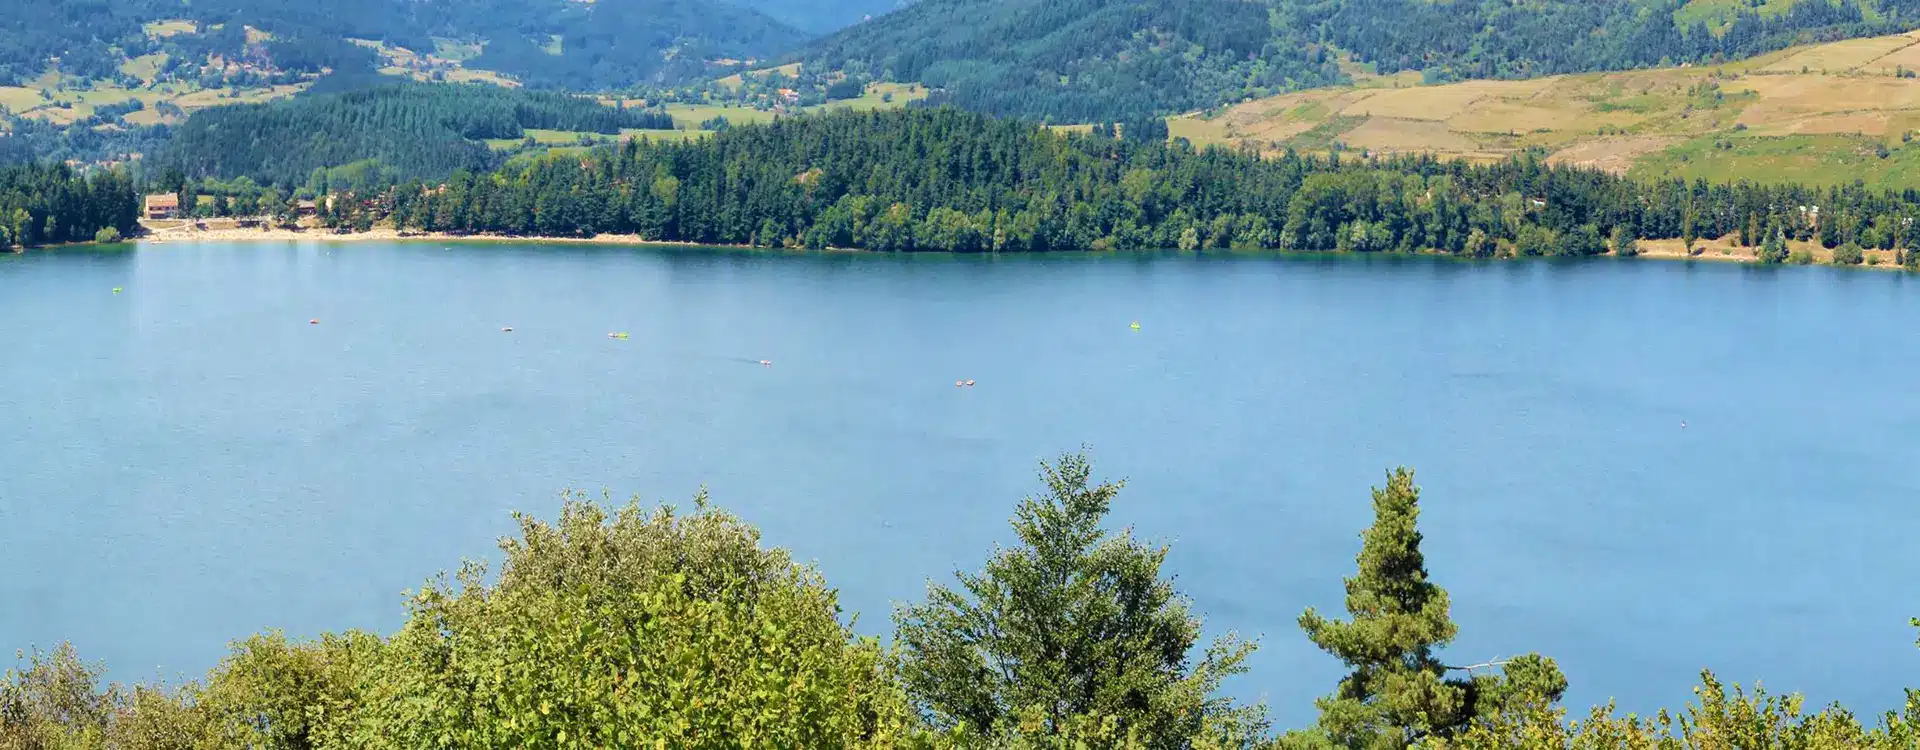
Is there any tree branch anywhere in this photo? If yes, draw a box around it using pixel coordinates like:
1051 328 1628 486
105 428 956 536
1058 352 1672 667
1444 656 1513 672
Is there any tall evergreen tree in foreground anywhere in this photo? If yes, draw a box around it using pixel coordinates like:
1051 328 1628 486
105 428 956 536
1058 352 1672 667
1286 469 1565 749
894 452 1268 747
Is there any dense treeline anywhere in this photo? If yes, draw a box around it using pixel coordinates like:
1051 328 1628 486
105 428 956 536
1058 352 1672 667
354 108 1920 270
805 0 1920 121
153 80 674 188
0 164 138 249
0 116 170 171
1321 0 1920 82
4 454 1917 748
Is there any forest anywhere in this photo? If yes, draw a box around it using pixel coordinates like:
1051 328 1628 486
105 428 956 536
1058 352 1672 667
0 163 138 250
3 454 1916 748
297 107 1918 269
151 80 674 189
804 0 1920 120
0 0 802 90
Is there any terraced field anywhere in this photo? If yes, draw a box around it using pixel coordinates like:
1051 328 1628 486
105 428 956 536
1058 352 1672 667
1170 30 1920 188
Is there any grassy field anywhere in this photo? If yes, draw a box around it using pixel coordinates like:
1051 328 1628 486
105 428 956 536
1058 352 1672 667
820 82 929 111
1674 0 1801 31
142 20 196 38
1169 29 1920 186
666 103 781 129
484 128 710 151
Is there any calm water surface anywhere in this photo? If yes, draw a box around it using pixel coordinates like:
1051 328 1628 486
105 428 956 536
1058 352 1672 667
2 241 1916 725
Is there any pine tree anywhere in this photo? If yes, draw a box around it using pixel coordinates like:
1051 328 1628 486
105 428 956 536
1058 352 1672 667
1291 469 1564 749
1760 227 1790 264
894 452 1267 747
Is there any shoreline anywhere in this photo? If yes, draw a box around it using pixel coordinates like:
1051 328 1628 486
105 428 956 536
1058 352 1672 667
99 223 1920 272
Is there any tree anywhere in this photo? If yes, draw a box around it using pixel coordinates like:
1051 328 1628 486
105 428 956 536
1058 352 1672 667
350 493 914 748
1819 212 1840 248
1609 225 1638 257
894 452 1267 747
1833 242 1864 265
1290 469 1564 749
1760 228 1790 264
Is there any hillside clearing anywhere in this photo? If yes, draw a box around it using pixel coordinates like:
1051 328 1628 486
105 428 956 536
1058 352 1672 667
1170 29 1920 186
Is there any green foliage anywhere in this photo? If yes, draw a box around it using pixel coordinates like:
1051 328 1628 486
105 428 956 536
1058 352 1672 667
368 107 1920 258
1759 228 1790 264
1832 242 1864 265
805 0 1336 121
1289 468 1563 749
157 80 674 188
1610 225 1638 257
195 630 379 749
4 464 1918 750
1434 669 1920 749
1789 248 1815 265
92 226 121 244
349 491 915 748
894 452 1267 747
0 644 116 749
0 164 136 250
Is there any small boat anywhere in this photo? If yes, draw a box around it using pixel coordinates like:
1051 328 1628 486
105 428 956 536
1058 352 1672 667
309 319 320 325
759 360 772 367
607 332 629 339
964 379 976 387
1130 321 1141 330
501 326 514 332
955 380 965 387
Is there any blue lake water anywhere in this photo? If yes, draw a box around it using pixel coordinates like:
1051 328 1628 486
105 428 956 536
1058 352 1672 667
2 241 1916 726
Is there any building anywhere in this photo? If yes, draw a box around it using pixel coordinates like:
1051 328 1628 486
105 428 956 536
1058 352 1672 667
144 193 180 220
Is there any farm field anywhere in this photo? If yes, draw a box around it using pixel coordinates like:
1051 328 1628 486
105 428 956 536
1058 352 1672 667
1169 29 1920 188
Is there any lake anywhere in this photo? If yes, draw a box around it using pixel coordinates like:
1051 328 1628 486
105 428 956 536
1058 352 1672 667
2 240 1916 727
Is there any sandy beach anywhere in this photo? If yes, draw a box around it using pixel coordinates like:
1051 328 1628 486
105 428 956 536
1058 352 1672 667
140 221 685 248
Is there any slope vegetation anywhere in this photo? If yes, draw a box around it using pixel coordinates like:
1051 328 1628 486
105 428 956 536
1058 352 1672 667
1173 30 1920 188
0 0 803 92
802 0 1920 121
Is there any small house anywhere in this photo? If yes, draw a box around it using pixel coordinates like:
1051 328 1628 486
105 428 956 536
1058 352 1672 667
296 200 318 216
144 193 180 220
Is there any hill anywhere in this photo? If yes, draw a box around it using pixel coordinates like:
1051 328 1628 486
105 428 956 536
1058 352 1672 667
800 0 1920 122
151 80 674 188
1170 29 1920 189
735 0 916 34
0 0 803 93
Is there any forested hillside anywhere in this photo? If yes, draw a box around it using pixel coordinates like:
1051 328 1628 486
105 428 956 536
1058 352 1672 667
151 80 672 188
736 0 914 34
359 108 1920 269
0 0 802 90
803 0 1920 121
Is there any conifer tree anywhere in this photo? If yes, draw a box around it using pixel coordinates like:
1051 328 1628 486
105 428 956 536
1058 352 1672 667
1291 469 1564 749
894 452 1267 747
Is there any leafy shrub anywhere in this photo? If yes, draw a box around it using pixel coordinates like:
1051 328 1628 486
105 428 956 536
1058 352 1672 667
1833 242 1864 265
93 226 121 243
